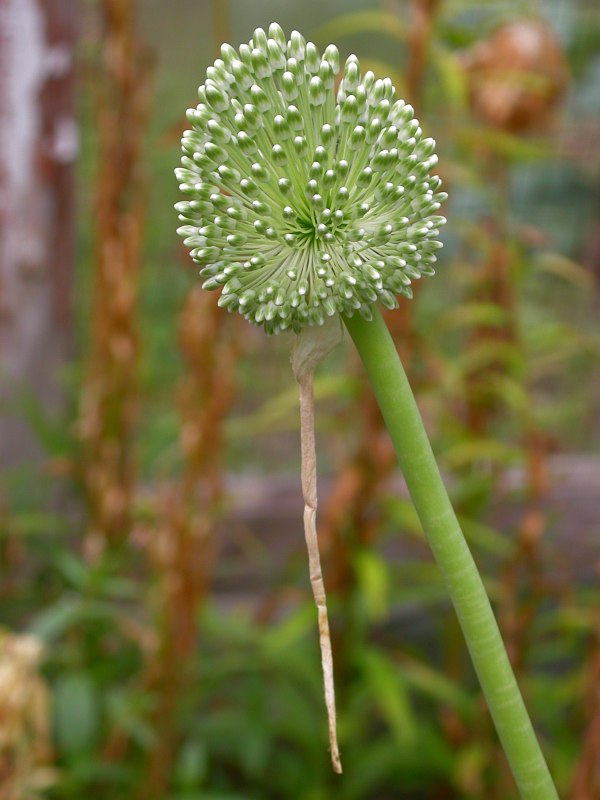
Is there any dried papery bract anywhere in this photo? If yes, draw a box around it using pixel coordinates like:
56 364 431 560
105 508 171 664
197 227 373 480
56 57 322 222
291 318 343 772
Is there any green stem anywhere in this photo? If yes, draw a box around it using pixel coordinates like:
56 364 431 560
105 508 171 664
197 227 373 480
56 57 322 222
343 308 558 800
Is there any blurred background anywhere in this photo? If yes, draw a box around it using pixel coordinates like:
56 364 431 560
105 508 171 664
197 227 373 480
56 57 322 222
1 0 599 798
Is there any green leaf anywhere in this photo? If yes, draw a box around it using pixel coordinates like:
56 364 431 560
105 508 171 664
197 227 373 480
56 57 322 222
453 340 522 376
174 739 208 789
354 550 390 621
380 497 422 536
441 438 522 470
399 656 472 714
29 599 81 641
53 672 99 757
438 302 510 331
459 517 512 557
227 374 347 436
534 252 594 288
430 45 469 111
361 650 417 749
314 12 407 45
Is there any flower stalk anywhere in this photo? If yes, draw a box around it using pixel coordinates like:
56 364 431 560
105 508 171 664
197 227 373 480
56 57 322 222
344 308 558 800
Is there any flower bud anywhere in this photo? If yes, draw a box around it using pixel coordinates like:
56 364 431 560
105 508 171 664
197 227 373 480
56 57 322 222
323 44 339 74
309 76 326 106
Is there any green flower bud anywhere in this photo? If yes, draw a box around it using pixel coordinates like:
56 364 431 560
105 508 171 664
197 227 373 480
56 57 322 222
323 44 339 74
251 47 271 78
309 76 326 106
282 71 298 100
205 83 229 113
293 135 308 156
273 114 289 140
289 30 306 60
349 125 366 151
268 22 286 50
272 144 287 166
236 131 257 154
286 105 303 131
231 59 253 89
267 38 286 70
221 42 237 66
318 61 334 89
305 42 320 73
252 27 268 53
250 84 271 113
342 56 360 91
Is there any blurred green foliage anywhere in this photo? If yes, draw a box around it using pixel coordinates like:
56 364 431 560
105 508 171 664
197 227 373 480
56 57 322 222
2 0 600 798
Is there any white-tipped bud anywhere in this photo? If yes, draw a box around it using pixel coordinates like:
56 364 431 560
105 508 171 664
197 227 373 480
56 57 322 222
342 56 360 90
250 84 271 113
323 44 339 74
268 22 286 51
252 27 268 53
282 71 298 101
205 84 229 113
305 42 320 73
267 38 286 70
251 47 271 78
309 76 326 106
289 30 306 60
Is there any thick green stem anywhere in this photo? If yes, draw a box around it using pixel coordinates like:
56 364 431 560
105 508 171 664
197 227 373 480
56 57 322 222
343 308 558 800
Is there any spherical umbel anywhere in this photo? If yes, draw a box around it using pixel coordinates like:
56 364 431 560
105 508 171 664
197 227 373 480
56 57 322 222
176 23 447 334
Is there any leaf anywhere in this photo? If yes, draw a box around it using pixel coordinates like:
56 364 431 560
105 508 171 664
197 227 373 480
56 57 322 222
483 375 531 415
53 551 90 588
354 550 390 621
8 392 73 458
430 45 469 111
441 438 521 470
534 252 594 288
2 511 66 538
226 373 348 436
437 302 510 331
29 599 81 641
262 606 313 655
458 126 554 161
399 655 472 714
453 340 522 376
380 497 422 536
361 650 417 749
174 739 208 789
453 742 490 795
53 672 99 757
314 12 407 46
459 517 512 557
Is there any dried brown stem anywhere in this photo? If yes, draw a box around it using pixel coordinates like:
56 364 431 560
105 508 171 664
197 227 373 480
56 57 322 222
78 0 151 552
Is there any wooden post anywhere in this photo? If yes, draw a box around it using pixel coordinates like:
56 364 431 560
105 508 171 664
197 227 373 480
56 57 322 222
0 0 76 470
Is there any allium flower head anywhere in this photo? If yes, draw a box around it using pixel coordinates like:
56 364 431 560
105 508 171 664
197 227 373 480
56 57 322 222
176 23 447 334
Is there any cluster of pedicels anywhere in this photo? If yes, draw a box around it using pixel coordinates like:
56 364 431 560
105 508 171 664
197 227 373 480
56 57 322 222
176 23 446 334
